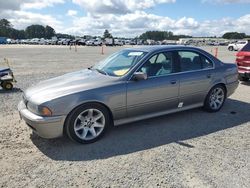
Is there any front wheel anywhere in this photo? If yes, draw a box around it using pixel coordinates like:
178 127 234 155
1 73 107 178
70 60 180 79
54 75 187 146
204 85 226 112
65 103 111 144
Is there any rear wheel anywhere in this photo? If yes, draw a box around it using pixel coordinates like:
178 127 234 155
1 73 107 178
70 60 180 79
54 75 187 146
204 85 226 112
1 81 13 90
65 103 111 144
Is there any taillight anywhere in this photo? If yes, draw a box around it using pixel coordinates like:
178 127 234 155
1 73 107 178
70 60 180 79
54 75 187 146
237 56 245 60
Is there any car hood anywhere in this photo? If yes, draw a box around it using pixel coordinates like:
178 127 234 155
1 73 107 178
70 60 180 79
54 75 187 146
24 69 117 104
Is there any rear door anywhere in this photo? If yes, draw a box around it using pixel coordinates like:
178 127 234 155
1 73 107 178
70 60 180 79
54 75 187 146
177 50 214 107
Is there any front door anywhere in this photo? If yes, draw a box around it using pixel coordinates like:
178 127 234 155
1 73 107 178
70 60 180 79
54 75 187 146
126 51 179 117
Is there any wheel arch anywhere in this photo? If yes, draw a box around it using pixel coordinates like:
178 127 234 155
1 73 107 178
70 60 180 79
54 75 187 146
63 101 114 135
212 83 227 95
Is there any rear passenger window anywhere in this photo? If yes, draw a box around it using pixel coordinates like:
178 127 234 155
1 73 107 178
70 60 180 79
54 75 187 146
201 56 213 69
178 51 213 72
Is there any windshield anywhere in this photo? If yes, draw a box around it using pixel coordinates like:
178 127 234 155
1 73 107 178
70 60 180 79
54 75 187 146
92 50 147 77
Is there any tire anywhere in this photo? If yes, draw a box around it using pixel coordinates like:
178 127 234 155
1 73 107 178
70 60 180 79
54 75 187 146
238 75 249 82
1 81 13 90
228 46 233 51
65 103 111 144
204 85 226 112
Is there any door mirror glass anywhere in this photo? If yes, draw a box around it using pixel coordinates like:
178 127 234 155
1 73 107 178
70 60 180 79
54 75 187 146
133 72 147 81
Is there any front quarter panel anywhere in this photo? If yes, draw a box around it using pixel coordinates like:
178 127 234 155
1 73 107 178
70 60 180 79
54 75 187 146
45 81 127 120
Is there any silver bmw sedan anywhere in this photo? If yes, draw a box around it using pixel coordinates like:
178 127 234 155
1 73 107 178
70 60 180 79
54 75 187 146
18 46 239 144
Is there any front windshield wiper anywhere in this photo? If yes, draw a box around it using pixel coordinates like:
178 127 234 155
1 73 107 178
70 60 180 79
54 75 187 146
89 67 108 75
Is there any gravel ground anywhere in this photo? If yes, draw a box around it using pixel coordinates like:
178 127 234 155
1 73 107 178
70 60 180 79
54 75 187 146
0 45 249 188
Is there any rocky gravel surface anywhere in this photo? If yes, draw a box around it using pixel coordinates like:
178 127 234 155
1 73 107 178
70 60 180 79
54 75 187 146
0 45 249 188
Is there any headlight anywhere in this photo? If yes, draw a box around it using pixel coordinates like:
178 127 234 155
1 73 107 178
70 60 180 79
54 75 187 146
27 102 52 116
27 101 38 113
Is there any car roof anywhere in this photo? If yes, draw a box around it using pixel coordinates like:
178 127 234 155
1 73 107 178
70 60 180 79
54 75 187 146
126 45 201 53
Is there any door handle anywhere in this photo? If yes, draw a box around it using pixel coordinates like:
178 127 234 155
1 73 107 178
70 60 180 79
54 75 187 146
207 74 211 78
170 80 177 84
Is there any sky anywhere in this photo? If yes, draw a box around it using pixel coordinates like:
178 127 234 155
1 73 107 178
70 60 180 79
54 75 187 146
0 0 250 37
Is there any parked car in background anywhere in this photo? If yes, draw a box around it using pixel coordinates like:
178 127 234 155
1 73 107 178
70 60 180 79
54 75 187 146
86 39 95 46
236 41 250 81
0 37 7 44
228 41 247 51
93 39 103 46
114 39 123 46
77 39 86 45
18 46 239 144
105 38 114 46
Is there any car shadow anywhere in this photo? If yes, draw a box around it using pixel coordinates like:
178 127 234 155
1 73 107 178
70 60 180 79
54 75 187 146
30 98 250 161
0 87 22 94
240 81 250 86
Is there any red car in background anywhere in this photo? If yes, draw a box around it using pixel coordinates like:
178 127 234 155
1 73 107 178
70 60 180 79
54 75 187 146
236 40 250 81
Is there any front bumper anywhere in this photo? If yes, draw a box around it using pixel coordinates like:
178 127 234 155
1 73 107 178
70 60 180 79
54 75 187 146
18 100 66 139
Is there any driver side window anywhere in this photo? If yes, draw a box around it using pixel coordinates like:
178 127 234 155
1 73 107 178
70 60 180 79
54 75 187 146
139 52 174 77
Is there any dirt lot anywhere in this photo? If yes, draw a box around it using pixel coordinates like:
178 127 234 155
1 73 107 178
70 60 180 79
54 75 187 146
0 45 249 188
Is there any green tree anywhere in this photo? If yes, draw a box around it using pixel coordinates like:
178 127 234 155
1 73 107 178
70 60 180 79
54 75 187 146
45 25 55 39
0 19 12 28
222 32 246 39
25 25 46 38
103 29 112 38
0 19 12 37
139 31 191 41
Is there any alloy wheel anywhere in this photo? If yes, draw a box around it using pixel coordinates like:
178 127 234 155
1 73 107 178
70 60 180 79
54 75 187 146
209 87 225 110
73 108 105 141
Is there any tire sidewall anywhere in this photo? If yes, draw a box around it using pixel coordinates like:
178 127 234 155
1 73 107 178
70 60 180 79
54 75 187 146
204 85 226 112
2 82 13 90
65 103 110 144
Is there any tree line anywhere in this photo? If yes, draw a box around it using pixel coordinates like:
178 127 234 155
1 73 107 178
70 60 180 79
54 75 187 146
1 18 250 40
139 31 192 41
0 19 56 39
222 32 249 39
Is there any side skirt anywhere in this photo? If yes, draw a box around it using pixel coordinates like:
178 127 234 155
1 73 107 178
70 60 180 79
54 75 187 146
114 103 203 126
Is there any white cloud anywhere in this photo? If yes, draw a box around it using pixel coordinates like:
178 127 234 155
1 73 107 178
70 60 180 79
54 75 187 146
1 0 250 38
0 0 65 11
72 0 175 15
0 10 63 32
64 11 200 37
63 10 250 37
21 0 65 10
0 1 20 11
67 10 78 16
0 0 64 32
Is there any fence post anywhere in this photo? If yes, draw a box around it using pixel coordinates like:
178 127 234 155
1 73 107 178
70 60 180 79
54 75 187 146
101 45 104 55
214 47 218 58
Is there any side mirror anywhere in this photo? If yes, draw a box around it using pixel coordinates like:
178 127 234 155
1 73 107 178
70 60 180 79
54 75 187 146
133 72 147 81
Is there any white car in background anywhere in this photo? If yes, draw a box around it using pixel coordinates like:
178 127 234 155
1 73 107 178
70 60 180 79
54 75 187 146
93 39 103 46
114 39 123 46
86 39 95 46
228 41 247 51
